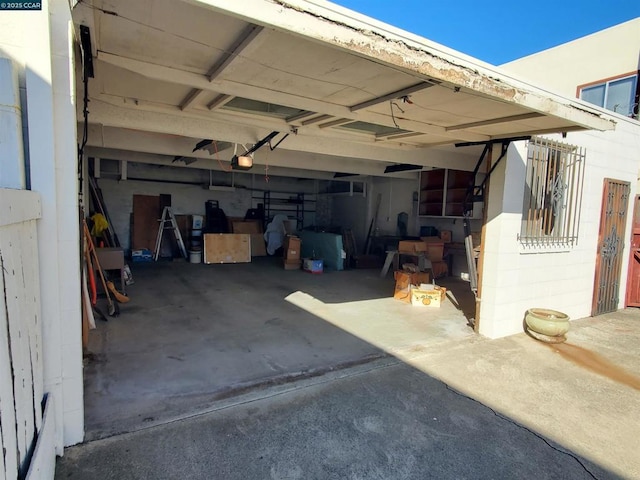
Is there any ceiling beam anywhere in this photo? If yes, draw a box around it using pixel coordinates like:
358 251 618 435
207 94 235 110
84 144 417 179
96 52 488 142
206 24 264 81
318 118 353 129
301 114 333 126
286 111 316 123
350 82 436 112
177 25 264 111
83 99 480 170
85 147 341 180
445 112 546 131
179 89 205 111
376 131 424 140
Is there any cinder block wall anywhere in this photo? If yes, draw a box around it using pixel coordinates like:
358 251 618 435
95 161 320 252
479 119 640 338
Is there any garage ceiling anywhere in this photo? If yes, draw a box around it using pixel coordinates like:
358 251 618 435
74 0 616 177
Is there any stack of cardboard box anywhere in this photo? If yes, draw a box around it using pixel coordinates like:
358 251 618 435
421 236 448 278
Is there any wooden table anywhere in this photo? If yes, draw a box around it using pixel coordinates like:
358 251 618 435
95 247 126 294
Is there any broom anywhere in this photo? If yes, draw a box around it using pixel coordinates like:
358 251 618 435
83 221 119 316
107 280 130 303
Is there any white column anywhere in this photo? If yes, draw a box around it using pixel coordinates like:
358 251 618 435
26 0 83 451
0 57 26 188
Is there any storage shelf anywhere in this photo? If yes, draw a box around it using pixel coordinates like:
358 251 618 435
419 169 483 219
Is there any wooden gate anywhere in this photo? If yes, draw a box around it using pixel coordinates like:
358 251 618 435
592 179 631 316
625 195 640 307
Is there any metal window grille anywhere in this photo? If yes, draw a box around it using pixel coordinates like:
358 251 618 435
519 137 586 246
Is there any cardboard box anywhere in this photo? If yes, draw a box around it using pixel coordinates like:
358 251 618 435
393 271 430 303
431 260 448 278
410 287 442 307
303 258 323 274
398 240 427 254
283 259 300 270
421 237 444 261
131 249 153 262
471 231 481 247
284 236 301 261
439 230 452 243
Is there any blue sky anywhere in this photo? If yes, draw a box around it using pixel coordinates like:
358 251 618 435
331 0 640 65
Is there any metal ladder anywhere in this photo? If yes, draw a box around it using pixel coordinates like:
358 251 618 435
154 207 188 261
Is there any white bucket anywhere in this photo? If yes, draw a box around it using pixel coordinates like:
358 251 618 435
189 249 202 264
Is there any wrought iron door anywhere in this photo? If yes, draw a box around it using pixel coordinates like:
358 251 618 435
592 179 630 316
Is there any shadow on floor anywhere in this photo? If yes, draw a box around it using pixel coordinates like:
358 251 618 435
84 258 473 441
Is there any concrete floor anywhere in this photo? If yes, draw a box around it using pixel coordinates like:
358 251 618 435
62 308 640 479
84 257 474 440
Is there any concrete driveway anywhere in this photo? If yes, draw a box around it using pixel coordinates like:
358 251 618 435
57 309 640 479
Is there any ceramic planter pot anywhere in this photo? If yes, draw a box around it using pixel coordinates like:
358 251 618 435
525 308 570 338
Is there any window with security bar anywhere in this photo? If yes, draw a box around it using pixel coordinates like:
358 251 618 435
519 137 586 246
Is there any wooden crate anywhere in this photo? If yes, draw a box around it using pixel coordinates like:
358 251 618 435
203 234 251 263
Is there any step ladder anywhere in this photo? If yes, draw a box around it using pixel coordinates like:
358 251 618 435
154 207 188 261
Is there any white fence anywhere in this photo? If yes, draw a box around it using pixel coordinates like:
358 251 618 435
0 188 53 479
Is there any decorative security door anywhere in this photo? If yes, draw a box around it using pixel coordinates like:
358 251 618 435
592 179 630 316
625 195 640 307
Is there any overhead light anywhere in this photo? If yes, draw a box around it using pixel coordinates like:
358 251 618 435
192 139 216 154
172 156 197 166
231 155 253 170
384 164 423 173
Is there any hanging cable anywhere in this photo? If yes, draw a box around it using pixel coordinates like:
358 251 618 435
213 140 233 172
389 100 405 129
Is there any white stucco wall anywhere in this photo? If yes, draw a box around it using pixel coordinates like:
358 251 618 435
479 117 640 338
501 18 640 96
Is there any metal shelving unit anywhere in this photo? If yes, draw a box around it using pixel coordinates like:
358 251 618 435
252 191 316 230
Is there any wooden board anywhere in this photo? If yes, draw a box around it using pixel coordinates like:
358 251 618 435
132 195 160 250
231 220 262 234
203 234 251 263
251 233 267 256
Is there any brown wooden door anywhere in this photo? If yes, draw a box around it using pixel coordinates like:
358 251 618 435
592 179 631 316
625 195 640 307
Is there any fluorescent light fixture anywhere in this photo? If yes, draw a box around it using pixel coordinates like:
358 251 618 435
231 155 253 170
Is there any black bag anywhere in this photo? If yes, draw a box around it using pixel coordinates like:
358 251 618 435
204 200 229 233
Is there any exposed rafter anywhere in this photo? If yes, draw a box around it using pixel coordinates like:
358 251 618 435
286 111 316 123
301 114 333 126
206 25 264 81
179 89 204 111
318 118 353 129
376 131 425 141
178 24 264 111
97 53 488 143
207 94 234 110
349 82 437 112
445 112 546 131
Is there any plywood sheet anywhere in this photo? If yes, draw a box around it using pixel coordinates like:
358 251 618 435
251 233 267 256
132 195 159 250
204 234 251 263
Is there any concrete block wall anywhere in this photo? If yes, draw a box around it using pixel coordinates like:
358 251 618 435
479 119 640 338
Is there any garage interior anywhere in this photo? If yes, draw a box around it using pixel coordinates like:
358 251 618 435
74 0 610 439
